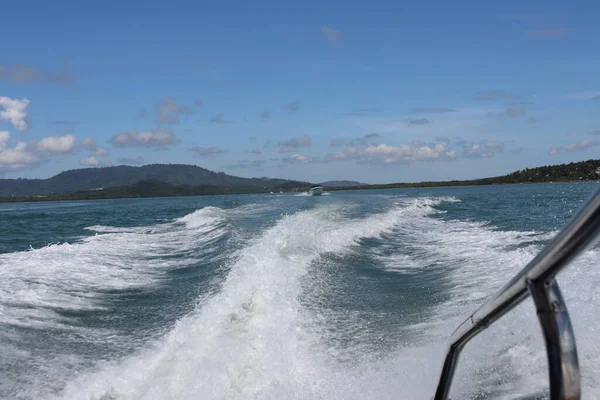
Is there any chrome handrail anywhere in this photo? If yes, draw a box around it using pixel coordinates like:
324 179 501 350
434 187 600 400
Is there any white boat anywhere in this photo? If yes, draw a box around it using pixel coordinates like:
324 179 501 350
308 185 323 196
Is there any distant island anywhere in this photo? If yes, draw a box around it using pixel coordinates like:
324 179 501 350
0 159 598 203
0 164 310 198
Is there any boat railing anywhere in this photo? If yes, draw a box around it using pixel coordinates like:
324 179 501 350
434 187 600 400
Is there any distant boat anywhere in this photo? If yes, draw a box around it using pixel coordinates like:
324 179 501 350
308 185 323 196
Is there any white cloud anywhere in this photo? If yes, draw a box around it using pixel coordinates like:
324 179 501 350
80 156 99 166
188 146 227 156
81 137 109 157
0 143 39 172
0 131 9 151
282 153 313 164
320 137 502 165
279 134 311 152
109 128 178 148
0 97 30 131
156 98 192 124
36 134 76 154
0 62 75 85
549 139 599 155
91 147 109 156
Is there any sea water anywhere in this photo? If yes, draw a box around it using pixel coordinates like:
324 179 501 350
1 182 599 399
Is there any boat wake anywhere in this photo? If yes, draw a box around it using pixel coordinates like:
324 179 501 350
2 195 600 400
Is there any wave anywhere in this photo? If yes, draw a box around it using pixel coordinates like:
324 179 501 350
372 204 600 398
8 194 600 400
54 198 453 400
0 207 230 329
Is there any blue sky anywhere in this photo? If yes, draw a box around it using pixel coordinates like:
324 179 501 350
0 0 598 184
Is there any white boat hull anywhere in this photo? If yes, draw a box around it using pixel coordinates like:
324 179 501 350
309 186 323 196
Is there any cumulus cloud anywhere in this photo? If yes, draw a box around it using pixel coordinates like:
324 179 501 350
321 26 341 43
279 134 311 152
81 137 109 157
361 142 458 164
209 113 230 124
461 140 505 158
329 133 380 148
408 118 431 126
0 147 39 172
506 106 527 117
224 159 267 169
319 137 504 165
36 134 76 154
156 98 192 124
0 131 9 151
285 101 301 114
118 156 145 165
549 139 599 155
0 97 30 131
110 128 178 148
327 147 361 162
474 90 521 102
0 61 75 85
188 146 227 156
80 156 99 166
0 133 39 172
282 153 314 164
413 107 455 113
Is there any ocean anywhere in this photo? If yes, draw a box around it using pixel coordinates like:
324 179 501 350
1 182 599 399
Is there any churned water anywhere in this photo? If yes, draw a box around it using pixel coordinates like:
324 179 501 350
1 182 599 399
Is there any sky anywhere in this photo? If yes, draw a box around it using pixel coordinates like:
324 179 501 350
0 0 599 184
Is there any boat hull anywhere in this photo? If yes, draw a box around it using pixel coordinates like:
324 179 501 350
309 186 323 196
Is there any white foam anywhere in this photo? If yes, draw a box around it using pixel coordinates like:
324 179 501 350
372 202 600 399
55 198 447 400
0 207 229 328
9 195 600 400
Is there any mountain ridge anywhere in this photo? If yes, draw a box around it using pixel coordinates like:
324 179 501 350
0 164 311 197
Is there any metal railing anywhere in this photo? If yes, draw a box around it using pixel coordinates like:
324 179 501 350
434 187 600 400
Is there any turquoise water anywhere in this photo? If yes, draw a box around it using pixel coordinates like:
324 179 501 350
1 183 599 399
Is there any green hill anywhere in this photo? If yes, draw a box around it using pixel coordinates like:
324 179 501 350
325 159 600 191
0 164 311 197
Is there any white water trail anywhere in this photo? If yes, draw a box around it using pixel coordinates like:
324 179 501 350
374 202 600 399
0 206 228 328
57 199 447 400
